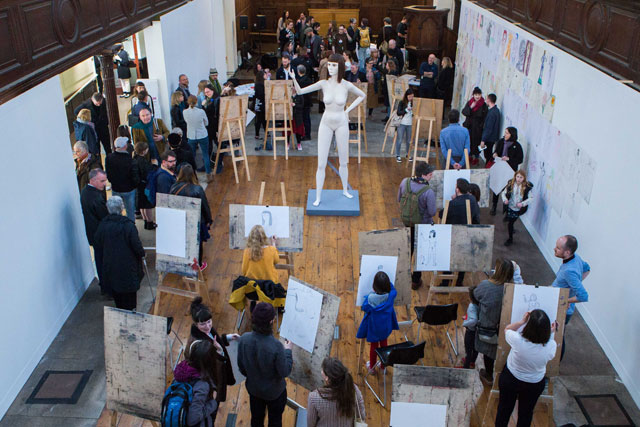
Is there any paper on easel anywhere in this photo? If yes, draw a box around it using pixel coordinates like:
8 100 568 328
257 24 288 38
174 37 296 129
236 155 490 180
244 205 290 238
356 255 398 306
390 402 447 427
415 224 452 271
156 207 186 258
489 158 515 195
442 169 471 207
511 285 559 329
245 110 255 127
279 278 324 353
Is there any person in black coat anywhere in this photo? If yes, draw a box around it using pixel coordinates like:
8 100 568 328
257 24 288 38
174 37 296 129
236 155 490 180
296 65 313 140
105 137 140 222
436 57 455 107
133 141 158 230
490 127 524 215
202 84 222 172
80 169 109 293
253 71 267 144
462 87 489 164
385 39 404 74
114 44 132 97
170 165 212 268
94 196 145 310
73 109 100 157
186 297 239 404
168 133 196 173
344 62 366 83
480 93 501 161
74 92 111 155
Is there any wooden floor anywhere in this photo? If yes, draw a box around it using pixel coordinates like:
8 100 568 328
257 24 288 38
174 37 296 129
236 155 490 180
96 156 553 427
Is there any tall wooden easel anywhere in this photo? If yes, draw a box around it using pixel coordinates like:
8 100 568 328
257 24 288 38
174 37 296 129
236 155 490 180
445 148 470 171
409 97 444 173
347 82 368 163
214 95 251 184
481 284 570 426
381 75 408 153
264 80 294 160
410 113 436 176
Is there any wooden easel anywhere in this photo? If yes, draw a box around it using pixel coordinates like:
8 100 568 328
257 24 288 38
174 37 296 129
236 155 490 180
481 284 570 426
381 76 407 153
263 82 294 160
347 82 368 163
407 97 444 171
153 268 211 316
257 181 294 275
409 114 436 176
214 95 251 184
445 148 470 171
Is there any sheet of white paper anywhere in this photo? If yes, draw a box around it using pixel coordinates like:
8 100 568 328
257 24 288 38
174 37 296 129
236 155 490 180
356 255 398 306
155 207 186 258
279 278 324 353
489 158 515 195
442 169 472 207
245 109 255 127
225 340 245 384
511 285 560 329
415 224 452 271
390 402 447 427
244 205 290 238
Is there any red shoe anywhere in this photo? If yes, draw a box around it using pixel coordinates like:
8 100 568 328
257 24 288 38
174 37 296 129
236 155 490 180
470 157 479 166
199 262 208 272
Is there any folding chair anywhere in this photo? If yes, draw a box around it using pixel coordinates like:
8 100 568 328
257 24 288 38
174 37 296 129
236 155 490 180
166 316 185 370
414 303 459 358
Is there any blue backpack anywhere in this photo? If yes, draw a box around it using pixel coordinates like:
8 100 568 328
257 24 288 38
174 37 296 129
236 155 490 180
144 169 161 206
161 381 193 427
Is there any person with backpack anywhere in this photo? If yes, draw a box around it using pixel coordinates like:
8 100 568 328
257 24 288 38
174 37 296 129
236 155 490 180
166 340 219 427
144 150 176 208
356 18 371 71
397 162 437 290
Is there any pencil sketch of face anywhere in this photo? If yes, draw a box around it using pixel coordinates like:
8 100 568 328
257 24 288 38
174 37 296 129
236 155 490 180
377 265 384 271
261 210 272 226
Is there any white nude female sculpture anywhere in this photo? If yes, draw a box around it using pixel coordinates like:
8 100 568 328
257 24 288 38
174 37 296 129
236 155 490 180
289 54 365 206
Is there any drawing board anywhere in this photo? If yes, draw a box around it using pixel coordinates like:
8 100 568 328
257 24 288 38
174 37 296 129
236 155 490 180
358 228 412 306
356 255 398 306
429 169 491 208
243 205 290 238
229 204 304 252
218 94 249 142
155 193 201 278
442 169 471 207
279 277 324 353
390 402 447 427
156 207 186 258
413 97 444 141
489 158 515 195
282 277 340 391
347 82 367 119
511 284 560 328
415 224 452 271
265 80 294 120
104 307 166 421
414 225 494 272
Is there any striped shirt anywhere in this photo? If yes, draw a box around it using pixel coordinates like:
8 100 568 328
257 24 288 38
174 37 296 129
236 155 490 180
307 386 366 427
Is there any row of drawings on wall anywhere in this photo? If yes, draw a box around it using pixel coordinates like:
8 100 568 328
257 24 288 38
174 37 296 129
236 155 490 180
454 2 597 241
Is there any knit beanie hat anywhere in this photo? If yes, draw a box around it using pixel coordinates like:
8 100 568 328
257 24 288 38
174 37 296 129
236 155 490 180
251 302 275 326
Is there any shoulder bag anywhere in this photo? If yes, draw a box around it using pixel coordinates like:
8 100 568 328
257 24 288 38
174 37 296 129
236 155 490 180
355 390 367 427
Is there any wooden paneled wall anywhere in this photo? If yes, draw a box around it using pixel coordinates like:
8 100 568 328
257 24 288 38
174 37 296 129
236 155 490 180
0 0 189 105
474 0 640 88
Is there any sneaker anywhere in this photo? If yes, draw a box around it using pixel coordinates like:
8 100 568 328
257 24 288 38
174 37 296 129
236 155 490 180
479 368 493 386
504 238 513 246
255 145 263 151
199 262 208 272
396 156 402 163
297 143 302 151
408 156 413 161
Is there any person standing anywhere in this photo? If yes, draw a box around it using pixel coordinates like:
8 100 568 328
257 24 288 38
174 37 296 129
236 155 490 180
419 54 438 98
80 169 109 293
394 88 414 162
131 108 170 164
440 109 470 169
397 162 437 289
74 108 100 158
378 17 395 51
552 235 590 360
279 20 295 54
253 71 267 144
347 18 357 54
436 57 454 107
490 127 524 215
474 258 514 385
74 141 102 191
296 65 313 142
114 44 132 98
462 87 489 165
183 95 212 180
333 25 348 54
105 137 139 221
170 91 187 137
501 170 534 246
396 16 408 49
176 74 191 104
495 310 557 427
74 92 111 155
133 142 157 230
306 27 322 69
480 93 501 163
307 357 366 427
156 150 177 195
94 196 145 311
238 302 293 427
276 54 293 81
355 18 371 69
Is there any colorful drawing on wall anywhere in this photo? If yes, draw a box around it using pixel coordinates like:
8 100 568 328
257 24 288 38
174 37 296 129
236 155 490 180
523 41 533 76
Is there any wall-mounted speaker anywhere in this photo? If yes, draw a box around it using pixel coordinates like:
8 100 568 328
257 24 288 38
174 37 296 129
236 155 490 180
257 15 266 31
239 15 248 30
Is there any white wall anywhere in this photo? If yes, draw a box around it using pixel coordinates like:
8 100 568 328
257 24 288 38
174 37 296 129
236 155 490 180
0 77 96 418
460 0 640 407
144 0 230 122
435 0 456 30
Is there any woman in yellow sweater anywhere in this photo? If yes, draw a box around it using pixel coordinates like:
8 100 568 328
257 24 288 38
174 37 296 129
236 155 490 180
242 225 279 283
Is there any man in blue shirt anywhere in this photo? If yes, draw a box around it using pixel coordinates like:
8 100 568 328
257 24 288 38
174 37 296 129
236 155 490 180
440 109 470 169
419 54 438 98
552 234 590 360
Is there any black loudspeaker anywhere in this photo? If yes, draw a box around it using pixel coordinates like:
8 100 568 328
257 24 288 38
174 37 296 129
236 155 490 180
257 15 266 30
239 15 248 30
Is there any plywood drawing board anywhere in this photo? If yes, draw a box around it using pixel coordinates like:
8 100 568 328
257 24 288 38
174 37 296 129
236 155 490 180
282 277 340 391
265 80 293 120
358 228 412 306
347 82 367 119
104 307 166 421
429 169 492 208
413 97 444 141
392 365 476 426
229 204 304 252
415 224 494 272
155 193 201 278
279 277 324 353
218 94 249 142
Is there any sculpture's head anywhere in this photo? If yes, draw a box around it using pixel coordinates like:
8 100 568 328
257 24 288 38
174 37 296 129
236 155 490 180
327 53 345 83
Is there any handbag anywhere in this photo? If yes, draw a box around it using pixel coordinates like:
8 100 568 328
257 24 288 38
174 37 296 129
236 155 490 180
389 111 402 128
477 326 499 345
354 390 367 427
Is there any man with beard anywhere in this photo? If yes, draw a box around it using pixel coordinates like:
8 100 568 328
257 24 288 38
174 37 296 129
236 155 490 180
155 150 177 195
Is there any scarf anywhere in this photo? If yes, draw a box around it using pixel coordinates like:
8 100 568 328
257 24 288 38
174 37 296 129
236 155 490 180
210 78 222 95
502 139 514 157
133 119 159 160
467 96 485 112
